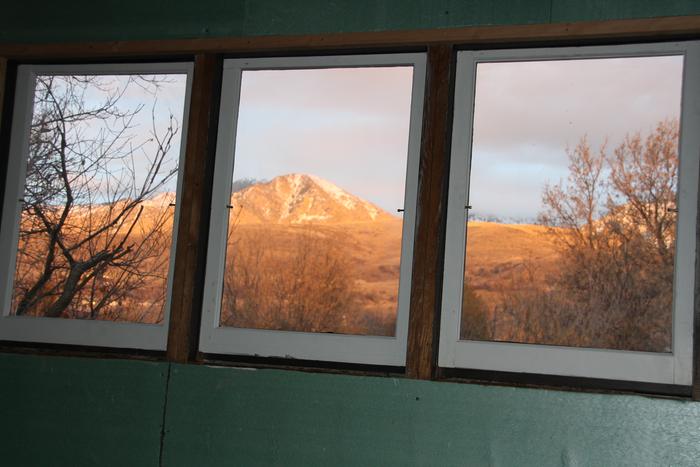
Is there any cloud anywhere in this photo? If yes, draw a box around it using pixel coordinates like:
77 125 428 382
224 56 683 219
467 55 684 219
38 75 189 196
240 67 414 116
232 66 415 212
472 56 682 152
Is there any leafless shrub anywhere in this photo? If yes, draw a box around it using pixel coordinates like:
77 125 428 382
486 120 679 352
221 224 371 334
11 75 180 323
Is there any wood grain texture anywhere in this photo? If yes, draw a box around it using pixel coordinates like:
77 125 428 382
406 45 455 380
166 54 221 363
0 15 699 59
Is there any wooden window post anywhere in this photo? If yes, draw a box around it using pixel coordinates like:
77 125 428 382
167 54 222 363
0 58 6 128
406 45 455 379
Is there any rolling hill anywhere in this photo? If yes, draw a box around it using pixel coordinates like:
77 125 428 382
13 172 562 334
220 174 561 335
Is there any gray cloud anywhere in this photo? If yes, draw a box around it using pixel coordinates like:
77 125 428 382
228 56 683 220
467 55 683 220
233 67 415 212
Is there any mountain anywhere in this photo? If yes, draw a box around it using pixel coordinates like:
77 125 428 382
229 174 396 224
468 212 538 225
140 191 176 208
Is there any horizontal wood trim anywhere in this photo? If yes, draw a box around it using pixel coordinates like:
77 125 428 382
1 15 700 60
0 341 163 362
439 367 692 400
198 352 404 378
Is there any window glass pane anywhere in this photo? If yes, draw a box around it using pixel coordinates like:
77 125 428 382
11 73 188 324
462 56 683 352
221 66 414 336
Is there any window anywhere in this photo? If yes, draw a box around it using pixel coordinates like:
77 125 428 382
440 42 700 385
0 63 193 350
199 54 426 365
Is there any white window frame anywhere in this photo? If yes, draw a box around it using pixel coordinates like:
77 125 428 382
439 41 700 385
199 53 426 366
0 62 193 350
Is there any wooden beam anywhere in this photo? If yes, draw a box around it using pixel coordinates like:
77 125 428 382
406 45 455 380
1 15 699 60
0 58 6 128
166 54 221 363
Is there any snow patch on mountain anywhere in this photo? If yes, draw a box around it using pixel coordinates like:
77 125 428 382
229 173 393 225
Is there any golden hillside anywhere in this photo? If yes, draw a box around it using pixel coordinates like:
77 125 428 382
464 221 560 309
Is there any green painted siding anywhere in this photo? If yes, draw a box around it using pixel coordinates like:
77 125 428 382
0 353 168 467
1 0 700 44
551 0 700 23
163 363 700 466
1 354 699 466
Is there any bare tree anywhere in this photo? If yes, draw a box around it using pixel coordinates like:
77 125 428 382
11 74 181 323
218 190 401 335
532 120 679 351
221 223 361 334
540 136 607 251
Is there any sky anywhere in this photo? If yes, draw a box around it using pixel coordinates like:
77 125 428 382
30 73 188 202
33 56 684 219
230 56 683 219
468 55 683 221
93 73 187 196
232 66 414 213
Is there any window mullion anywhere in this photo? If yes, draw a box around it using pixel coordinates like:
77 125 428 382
167 54 222 363
406 44 456 380
0 58 6 129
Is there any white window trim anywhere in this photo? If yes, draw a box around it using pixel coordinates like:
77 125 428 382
439 41 700 385
199 53 426 366
0 62 194 350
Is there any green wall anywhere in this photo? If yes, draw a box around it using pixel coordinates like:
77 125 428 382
0 354 168 466
2 1 700 466
2 353 700 466
1 1 700 44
